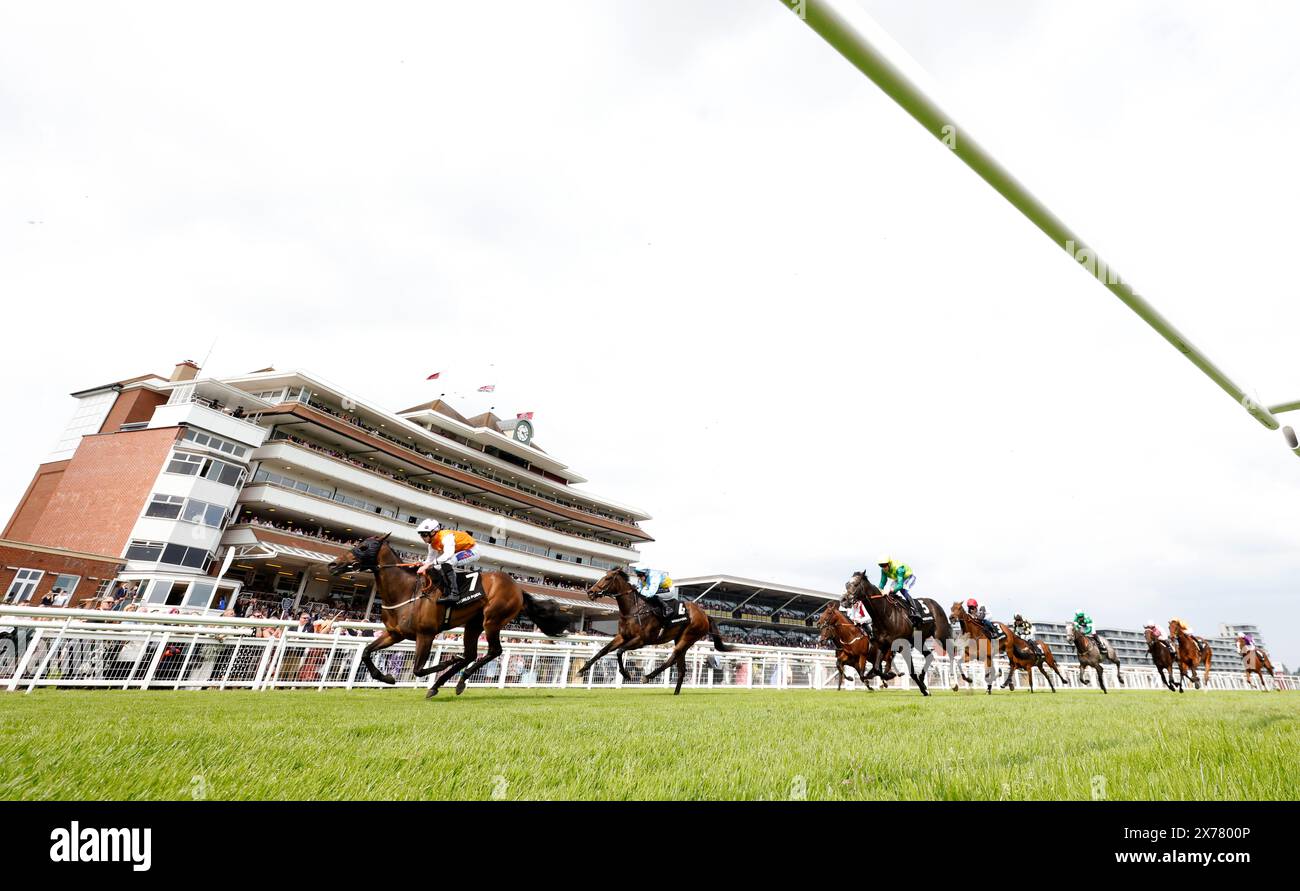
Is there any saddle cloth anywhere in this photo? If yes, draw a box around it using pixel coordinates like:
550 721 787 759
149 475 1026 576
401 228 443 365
420 568 484 597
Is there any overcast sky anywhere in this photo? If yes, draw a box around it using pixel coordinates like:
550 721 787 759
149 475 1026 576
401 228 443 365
3 1 1297 665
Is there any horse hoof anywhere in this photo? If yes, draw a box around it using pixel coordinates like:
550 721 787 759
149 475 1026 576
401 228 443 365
425 686 439 698
455 681 467 696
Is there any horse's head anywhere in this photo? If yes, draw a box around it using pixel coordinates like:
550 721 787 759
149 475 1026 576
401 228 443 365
586 567 631 601
949 601 966 623
816 602 842 641
328 533 391 576
844 571 871 605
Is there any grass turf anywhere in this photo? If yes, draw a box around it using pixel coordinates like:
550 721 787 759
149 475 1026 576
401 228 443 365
1 688 1295 800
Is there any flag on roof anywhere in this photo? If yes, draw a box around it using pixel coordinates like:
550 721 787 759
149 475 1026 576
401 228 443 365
426 371 442 380
477 384 496 392
516 411 534 420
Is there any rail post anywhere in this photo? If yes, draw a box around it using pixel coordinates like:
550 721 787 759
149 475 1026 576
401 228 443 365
26 618 72 694
8 627 44 692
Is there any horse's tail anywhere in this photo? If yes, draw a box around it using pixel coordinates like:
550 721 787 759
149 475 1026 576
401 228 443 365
521 592 571 637
1202 645 1212 679
707 616 734 652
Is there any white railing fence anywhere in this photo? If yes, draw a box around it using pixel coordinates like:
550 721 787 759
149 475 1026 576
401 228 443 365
1 607 1294 694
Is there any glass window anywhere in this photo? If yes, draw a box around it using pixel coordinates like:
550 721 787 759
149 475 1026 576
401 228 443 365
51 574 80 595
186 582 215 609
145 581 172 604
126 540 165 561
202 458 244 487
166 453 204 476
4 568 44 603
146 494 185 519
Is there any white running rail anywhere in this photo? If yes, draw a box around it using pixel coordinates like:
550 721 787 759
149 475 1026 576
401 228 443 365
1 607 1292 693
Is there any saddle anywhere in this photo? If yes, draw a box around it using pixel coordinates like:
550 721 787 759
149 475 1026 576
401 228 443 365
890 595 932 634
648 597 689 624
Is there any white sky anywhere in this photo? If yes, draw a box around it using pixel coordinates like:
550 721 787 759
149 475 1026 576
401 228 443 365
2 1 1297 665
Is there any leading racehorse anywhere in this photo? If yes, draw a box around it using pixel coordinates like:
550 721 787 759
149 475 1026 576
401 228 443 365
844 571 951 696
1169 620 1212 690
817 602 888 691
1067 622 1125 692
576 567 732 694
327 533 570 697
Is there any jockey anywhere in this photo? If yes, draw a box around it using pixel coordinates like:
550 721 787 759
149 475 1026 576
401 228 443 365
1238 632 1256 653
965 597 997 637
1012 613 1042 657
1073 610 1104 650
1145 621 1173 653
634 568 680 620
845 597 871 630
416 519 478 607
1171 617 1193 637
877 556 919 619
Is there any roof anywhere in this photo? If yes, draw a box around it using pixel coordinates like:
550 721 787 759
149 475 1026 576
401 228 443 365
672 574 841 602
70 373 169 398
396 399 470 425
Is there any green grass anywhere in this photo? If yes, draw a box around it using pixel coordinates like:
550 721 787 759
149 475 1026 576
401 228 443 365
1 688 1296 800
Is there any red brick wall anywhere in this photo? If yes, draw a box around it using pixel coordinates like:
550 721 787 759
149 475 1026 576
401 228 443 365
0 542 123 607
26 427 181 558
2 460 71 541
98 388 167 434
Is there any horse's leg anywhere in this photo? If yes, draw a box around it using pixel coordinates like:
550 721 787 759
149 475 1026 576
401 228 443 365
645 634 690 685
410 633 435 677
1095 664 1107 693
360 630 403 685
910 643 933 696
428 622 479 698
615 648 633 681
576 634 622 675
1039 662 1055 692
672 650 688 695
455 626 503 696
836 659 846 691
984 648 994 695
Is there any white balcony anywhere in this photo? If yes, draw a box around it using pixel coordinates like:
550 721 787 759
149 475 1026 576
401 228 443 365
150 400 268 449
252 440 639 563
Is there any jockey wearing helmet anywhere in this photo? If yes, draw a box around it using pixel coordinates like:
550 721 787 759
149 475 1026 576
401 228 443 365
965 597 997 638
416 519 479 606
1144 621 1173 654
877 556 919 620
633 568 681 620
1073 610 1104 651
1012 613 1042 657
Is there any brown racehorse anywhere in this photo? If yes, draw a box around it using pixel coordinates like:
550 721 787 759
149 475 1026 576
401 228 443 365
1144 627 1180 692
948 602 999 694
1169 620 1212 690
327 534 570 697
816 602 888 691
997 621 1066 693
1237 638 1277 691
1067 623 1125 693
576 568 733 695
844 571 951 696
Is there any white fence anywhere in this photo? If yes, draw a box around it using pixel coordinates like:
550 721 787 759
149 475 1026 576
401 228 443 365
1 606 1293 693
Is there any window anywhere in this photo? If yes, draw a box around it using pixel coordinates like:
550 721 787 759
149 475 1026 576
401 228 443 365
51 574 80 596
201 457 244 487
181 498 226 528
4 568 44 603
160 543 211 570
185 582 215 609
145 494 185 519
126 540 166 561
166 453 204 476
182 428 248 459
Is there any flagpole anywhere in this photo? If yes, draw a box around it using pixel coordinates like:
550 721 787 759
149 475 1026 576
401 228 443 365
776 0 1286 437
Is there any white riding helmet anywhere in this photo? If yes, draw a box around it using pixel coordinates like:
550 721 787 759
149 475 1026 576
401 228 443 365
416 519 441 536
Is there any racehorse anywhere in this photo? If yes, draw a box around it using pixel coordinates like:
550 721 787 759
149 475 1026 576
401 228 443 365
1237 637 1277 691
844 571 951 696
1169 620 1212 690
1067 623 1125 692
817 602 888 691
327 533 570 697
948 602 999 694
576 567 733 694
997 621 1066 693
1143 627 1179 692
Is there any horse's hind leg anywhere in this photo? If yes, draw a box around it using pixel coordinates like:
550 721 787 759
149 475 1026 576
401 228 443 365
455 626 503 696
576 635 622 675
672 650 688 695
428 628 478 698
645 637 690 687
410 633 435 677
361 631 402 685
1095 665 1107 693
1039 664 1055 692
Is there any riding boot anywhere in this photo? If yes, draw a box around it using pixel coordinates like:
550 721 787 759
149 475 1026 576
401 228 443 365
437 564 460 606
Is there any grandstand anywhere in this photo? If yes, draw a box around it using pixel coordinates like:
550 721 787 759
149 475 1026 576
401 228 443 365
675 574 839 649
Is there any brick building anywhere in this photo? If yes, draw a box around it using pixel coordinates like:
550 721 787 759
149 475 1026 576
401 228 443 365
2 360 651 625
